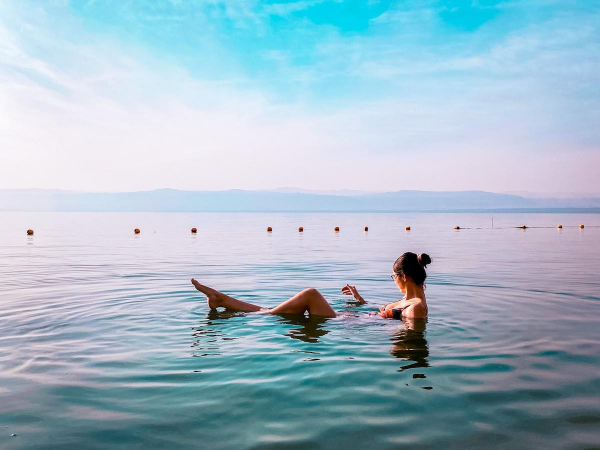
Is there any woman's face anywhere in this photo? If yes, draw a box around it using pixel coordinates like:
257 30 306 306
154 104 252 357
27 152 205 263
394 273 407 293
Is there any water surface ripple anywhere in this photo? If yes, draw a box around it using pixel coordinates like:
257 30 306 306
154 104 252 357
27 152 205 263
1 212 599 449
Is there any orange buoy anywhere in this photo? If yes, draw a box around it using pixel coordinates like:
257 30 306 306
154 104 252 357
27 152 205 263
298 227 304 232
454 226 460 230
557 224 563 229
267 227 272 232
134 228 140 234
334 226 340 232
364 226 368 232
405 226 410 231
26 229 34 235
579 224 585 229
191 227 197 233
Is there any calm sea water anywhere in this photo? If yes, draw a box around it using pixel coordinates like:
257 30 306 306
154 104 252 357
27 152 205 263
1 212 599 450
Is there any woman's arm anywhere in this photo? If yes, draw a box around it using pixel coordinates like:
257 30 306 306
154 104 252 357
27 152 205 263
379 301 403 317
341 284 366 303
378 300 405 315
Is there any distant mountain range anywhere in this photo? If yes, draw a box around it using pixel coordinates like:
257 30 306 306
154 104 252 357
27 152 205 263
1 189 600 212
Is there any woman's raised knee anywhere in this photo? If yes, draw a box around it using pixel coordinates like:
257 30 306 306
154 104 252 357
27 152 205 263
302 288 320 297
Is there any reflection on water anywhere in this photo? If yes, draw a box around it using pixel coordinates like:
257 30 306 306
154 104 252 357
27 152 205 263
191 310 243 357
191 312 331 360
390 318 430 373
193 310 427 366
278 314 331 343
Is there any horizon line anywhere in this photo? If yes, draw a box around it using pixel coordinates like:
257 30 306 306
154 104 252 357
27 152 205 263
2 187 600 200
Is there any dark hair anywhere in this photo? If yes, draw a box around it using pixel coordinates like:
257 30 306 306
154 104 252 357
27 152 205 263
393 252 432 286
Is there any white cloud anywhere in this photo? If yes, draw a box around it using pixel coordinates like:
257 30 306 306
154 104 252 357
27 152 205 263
0 5 348 191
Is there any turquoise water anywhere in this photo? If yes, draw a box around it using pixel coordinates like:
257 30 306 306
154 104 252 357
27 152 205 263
1 212 600 449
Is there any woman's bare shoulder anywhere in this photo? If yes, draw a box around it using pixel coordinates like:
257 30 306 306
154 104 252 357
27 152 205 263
403 302 428 319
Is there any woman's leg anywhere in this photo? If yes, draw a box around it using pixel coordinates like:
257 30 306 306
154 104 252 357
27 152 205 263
191 279 263 312
192 280 336 318
269 288 337 318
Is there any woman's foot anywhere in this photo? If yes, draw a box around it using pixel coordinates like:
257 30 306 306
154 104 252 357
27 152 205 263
191 278 223 309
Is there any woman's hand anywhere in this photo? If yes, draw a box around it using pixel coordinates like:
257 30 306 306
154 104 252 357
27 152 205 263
341 284 365 303
379 306 390 318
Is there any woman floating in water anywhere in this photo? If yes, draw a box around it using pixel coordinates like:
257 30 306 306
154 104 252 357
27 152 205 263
191 252 431 320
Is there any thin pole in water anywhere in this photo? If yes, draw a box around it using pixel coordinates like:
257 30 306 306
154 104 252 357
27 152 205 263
492 217 494 229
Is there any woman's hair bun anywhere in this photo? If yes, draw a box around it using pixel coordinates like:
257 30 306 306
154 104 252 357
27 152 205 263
417 253 432 267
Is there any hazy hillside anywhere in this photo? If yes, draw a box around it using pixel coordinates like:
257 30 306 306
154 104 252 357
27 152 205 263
1 189 600 212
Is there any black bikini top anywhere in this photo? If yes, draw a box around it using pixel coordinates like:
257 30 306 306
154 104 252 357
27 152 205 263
391 305 411 320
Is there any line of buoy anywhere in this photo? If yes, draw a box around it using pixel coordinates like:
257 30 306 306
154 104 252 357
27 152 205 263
24 223 590 236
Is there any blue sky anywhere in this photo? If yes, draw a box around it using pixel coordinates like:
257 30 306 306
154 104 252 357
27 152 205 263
0 0 599 194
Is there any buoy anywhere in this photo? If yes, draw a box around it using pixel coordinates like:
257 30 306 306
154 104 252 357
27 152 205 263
334 226 340 232
191 227 197 233
519 225 527 229
557 224 563 229
405 226 410 231
579 224 585 229
267 227 272 232
134 228 140 234
364 226 368 232
454 226 460 230
26 229 34 235
298 227 303 232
